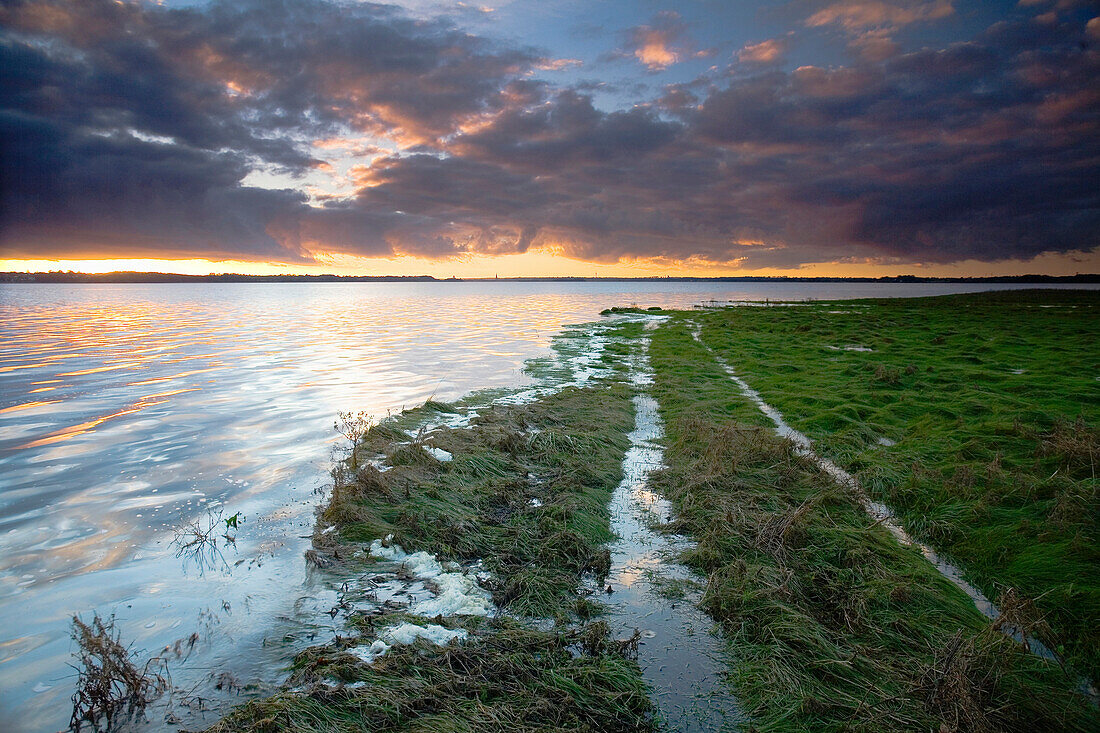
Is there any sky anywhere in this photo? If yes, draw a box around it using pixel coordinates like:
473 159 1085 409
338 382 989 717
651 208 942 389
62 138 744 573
1 0 1098 277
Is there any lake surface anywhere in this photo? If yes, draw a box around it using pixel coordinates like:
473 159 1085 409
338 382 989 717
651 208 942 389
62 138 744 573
0 280 1092 731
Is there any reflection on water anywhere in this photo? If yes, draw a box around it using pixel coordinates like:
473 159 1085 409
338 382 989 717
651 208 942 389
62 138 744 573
0 280 1090 731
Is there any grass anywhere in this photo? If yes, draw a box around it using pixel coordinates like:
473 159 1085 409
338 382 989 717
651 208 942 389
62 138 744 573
690 290 1100 682
646 314 1097 731
208 322 656 732
205 296 1098 731
209 616 646 730
320 382 632 618
207 622 650 733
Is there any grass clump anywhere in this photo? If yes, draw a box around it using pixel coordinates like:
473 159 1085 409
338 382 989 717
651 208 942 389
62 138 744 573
646 316 1097 731
69 613 167 732
692 290 1100 681
318 382 633 617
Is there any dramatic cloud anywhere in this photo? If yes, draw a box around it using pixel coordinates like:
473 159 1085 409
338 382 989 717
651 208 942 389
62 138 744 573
1 0 1098 270
0 0 538 260
612 11 704 71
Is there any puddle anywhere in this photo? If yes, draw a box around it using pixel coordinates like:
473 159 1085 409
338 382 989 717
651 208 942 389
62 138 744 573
823 344 874 352
689 329 1071 668
602 337 744 732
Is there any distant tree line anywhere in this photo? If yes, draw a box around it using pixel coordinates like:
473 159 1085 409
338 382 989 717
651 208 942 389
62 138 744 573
0 271 1097 284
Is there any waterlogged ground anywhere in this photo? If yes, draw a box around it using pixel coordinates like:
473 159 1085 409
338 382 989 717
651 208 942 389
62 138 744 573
206 317 658 732
602 344 744 732
204 292 1097 733
197 313 760 733
5 283 1099 731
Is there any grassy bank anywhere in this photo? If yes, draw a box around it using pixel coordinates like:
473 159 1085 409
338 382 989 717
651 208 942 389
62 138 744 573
208 327 657 732
646 313 1097 731
690 290 1099 682
204 294 1098 732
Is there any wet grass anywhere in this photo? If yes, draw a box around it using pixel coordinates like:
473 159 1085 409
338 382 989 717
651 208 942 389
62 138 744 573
322 382 632 618
207 621 650 733
691 289 1100 682
647 315 1098 731
208 323 657 732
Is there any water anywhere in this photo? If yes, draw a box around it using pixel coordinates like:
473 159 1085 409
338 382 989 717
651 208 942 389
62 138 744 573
603 334 744 732
0 280 1086 731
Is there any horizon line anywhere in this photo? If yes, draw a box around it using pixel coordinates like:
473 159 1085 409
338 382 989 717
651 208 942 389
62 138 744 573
3 271 1100 284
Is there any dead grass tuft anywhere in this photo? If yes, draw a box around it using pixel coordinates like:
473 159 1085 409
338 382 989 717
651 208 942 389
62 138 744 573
1039 416 1098 479
69 613 167 732
916 630 997 733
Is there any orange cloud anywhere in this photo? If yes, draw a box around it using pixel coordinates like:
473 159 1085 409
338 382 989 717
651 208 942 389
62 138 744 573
807 0 954 32
738 39 786 64
635 35 680 70
620 11 693 71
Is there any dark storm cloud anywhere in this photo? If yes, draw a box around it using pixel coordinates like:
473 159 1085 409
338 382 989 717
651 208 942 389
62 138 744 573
1 0 1098 268
327 10 1097 268
0 0 538 260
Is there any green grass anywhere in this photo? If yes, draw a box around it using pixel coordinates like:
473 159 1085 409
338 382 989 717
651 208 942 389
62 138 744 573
325 382 633 618
647 314 1097 732
690 290 1100 682
207 297 1098 732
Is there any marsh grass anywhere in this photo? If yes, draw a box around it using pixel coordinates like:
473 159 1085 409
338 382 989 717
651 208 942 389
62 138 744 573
691 290 1100 681
209 322 656 732
319 382 633 617
207 621 651 733
647 315 1097 731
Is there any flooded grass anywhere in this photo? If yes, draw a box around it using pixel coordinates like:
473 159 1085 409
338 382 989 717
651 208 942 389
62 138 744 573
691 289 1100 683
207 325 660 731
206 621 651 733
648 314 1098 731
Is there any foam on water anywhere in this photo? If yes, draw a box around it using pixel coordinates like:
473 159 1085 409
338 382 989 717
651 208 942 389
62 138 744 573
346 623 469 664
368 537 495 618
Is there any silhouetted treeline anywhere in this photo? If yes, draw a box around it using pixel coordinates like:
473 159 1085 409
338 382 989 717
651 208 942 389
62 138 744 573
1 271 1098 284
0 272 439 283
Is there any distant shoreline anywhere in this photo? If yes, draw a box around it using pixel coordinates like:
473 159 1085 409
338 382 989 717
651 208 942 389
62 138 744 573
2 271 1099 284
